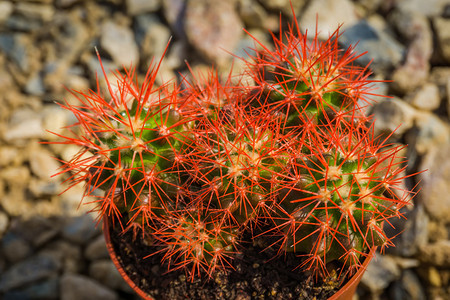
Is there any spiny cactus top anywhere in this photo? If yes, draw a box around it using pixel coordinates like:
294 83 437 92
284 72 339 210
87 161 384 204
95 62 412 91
50 18 416 282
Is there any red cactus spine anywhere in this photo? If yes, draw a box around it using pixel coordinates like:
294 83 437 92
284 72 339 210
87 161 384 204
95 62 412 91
48 16 417 283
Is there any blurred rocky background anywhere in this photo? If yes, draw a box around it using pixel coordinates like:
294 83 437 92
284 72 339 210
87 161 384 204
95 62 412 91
0 0 449 299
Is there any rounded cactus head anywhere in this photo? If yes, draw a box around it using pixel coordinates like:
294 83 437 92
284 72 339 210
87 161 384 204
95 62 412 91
48 15 418 283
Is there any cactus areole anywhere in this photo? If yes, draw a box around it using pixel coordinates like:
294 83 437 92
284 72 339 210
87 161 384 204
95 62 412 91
49 14 417 300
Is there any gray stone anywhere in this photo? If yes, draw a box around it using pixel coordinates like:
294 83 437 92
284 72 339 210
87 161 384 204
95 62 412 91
361 253 401 292
85 235 110 260
0 232 32 263
388 270 426 300
185 0 244 66
2 276 59 300
162 0 187 38
300 0 359 40
419 142 450 223
101 20 139 66
434 17 450 64
384 205 429 257
391 12 432 93
0 33 31 73
47 11 90 64
25 72 46 96
405 83 441 111
370 97 416 136
340 19 405 73
134 14 171 61
41 240 83 273
61 273 119 300
89 259 133 292
10 216 60 248
62 214 101 244
29 178 61 198
0 253 61 292
126 0 160 15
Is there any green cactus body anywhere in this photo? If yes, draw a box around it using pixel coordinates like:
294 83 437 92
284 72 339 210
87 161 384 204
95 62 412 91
51 17 416 283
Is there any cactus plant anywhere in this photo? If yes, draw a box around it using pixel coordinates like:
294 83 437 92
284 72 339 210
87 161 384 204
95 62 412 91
49 15 416 290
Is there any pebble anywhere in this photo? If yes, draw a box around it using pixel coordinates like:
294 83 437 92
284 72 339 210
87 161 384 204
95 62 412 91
414 112 450 155
0 211 8 238
239 0 272 29
405 82 441 111
0 253 61 292
62 214 101 244
0 1 13 23
162 0 187 39
419 142 450 222
185 0 243 66
85 235 110 261
2 108 45 142
0 146 21 167
384 204 429 257
0 1 448 299
391 12 432 93
28 144 62 180
134 13 171 62
25 72 46 96
259 0 305 19
433 17 450 64
419 240 450 268
0 166 31 189
0 33 32 73
360 253 401 292
388 270 426 300
61 273 119 300
15 2 55 23
395 0 449 17
339 19 405 73
2 277 59 300
56 0 81 8
89 259 134 292
0 232 32 264
126 0 160 16
300 0 359 40
41 240 84 273
370 97 416 136
100 20 139 67
10 216 60 248
41 104 75 140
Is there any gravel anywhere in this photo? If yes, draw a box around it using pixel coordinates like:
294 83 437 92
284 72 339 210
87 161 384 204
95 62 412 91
0 0 449 299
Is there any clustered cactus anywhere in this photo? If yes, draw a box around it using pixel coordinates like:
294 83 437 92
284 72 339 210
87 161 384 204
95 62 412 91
51 18 415 282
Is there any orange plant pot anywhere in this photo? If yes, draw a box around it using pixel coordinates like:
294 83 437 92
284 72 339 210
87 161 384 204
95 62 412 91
103 219 375 300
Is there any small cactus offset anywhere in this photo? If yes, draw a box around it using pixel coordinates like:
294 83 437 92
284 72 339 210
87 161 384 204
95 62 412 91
50 17 416 282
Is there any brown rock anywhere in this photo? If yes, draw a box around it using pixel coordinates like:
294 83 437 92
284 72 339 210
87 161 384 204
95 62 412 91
419 142 450 223
185 0 243 66
419 240 450 267
391 12 432 93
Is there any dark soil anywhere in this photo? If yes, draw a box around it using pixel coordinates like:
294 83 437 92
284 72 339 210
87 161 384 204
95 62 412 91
109 221 350 300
